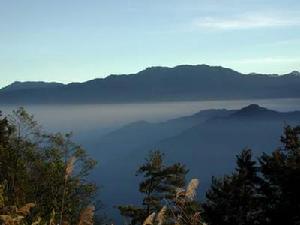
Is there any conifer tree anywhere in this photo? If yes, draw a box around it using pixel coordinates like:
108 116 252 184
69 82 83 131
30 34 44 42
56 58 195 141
0 111 13 147
259 125 300 225
119 150 188 225
203 149 264 225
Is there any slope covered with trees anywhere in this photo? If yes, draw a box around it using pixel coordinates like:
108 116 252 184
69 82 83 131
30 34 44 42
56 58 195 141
202 125 300 225
0 108 102 224
121 126 300 225
1 65 300 104
0 107 299 225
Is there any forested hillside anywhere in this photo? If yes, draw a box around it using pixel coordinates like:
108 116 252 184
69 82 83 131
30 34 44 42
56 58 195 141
1 65 300 104
0 108 299 225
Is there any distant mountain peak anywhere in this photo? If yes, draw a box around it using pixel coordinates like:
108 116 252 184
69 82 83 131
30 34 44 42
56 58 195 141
231 104 278 118
139 64 238 75
288 71 300 76
241 104 267 112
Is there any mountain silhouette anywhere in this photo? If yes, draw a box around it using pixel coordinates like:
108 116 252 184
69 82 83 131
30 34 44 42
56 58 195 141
2 81 64 92
85 104 300 219
1 65 300 104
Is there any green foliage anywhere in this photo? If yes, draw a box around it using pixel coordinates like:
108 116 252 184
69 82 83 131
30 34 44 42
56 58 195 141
119 150 189 225
259 125 300 225
2 107 298 225
203 126 300 225
0 108 99 225
203 149 265 225
0 185 5 208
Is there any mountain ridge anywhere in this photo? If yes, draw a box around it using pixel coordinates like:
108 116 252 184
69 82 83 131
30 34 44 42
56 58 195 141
2 81 64 92
86 104 300 216
1 64 300 104
90 104 300 161
3 65 300 89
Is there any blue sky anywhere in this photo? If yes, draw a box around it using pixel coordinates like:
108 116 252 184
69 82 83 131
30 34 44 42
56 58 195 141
1 0 300 88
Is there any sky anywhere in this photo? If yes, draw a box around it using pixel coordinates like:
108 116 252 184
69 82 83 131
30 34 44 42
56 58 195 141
1 0 300 88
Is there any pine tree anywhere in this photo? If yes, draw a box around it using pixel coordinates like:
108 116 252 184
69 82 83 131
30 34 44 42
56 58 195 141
119 150 188 225
203 149 264 225
259 125 300 225
0 111 13 148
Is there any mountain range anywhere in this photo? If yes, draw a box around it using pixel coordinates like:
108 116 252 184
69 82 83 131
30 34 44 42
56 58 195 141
1 65 300 104
83 104 300 217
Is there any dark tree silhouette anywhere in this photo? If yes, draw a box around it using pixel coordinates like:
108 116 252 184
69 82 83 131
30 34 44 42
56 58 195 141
119 150 188 225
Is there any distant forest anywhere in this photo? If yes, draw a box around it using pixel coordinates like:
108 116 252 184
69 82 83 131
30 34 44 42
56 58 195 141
1 65 300 104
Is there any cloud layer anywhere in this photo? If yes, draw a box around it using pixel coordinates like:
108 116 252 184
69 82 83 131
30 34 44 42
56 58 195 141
194 13 300 30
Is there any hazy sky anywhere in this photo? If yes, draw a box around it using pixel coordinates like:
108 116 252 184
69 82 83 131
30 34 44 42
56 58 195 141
1 0 300 88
